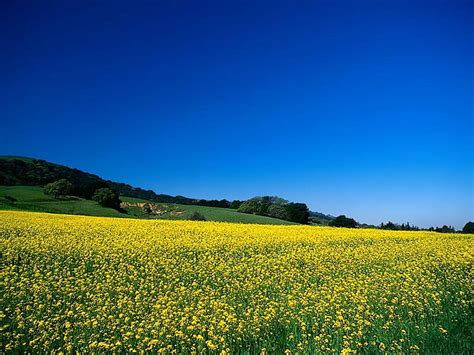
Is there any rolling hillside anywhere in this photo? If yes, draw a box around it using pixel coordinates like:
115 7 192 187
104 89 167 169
0 155 333 225
0 186 295 224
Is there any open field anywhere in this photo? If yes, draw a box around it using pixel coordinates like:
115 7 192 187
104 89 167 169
1 211 472 353
0 186 294 225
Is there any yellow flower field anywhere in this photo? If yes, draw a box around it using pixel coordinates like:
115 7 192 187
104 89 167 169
1 211 472 353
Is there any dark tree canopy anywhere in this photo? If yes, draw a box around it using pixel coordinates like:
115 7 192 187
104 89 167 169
435 225 456 233
284 203 310 224
237 196 309 224
229 200 244 209
379 221 419 231
92 188 121 209
329 215 358 228
267 204 289 220
462 222 474 234
43 179 73 199
238 197 268 215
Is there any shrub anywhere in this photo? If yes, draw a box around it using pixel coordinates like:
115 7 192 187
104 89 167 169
43 179 73 199
4 195 17 203
188 212 207 221
92 188 121 209
143 203 153 214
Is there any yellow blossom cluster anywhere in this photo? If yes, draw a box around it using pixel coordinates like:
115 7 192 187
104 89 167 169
1 211 472 353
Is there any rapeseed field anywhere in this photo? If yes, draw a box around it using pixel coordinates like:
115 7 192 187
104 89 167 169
1 211 472 353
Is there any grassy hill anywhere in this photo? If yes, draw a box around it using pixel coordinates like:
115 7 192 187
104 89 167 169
0 186 295 224
0 186 124 218
0 155 315 224
0 155 238 206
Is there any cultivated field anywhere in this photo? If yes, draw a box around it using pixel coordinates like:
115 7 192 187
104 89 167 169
1 211 472 353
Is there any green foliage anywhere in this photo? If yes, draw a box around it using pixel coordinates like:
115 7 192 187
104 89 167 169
267 204 289 220
238 196 308 224
284 203 310 224
238 196 283 215
188 212 207 221
238 197 267 215
0 186 124 217
43 179 73 199
329 215 358 228
462 222 474 234
380 221 419 231
92 188 121 209
0 187 295 224
435 225 456 233
229 200 244 209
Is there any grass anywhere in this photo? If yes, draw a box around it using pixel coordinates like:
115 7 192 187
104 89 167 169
0 186 123 218
163 204 295 224
120 196 295 224
0 186 296 225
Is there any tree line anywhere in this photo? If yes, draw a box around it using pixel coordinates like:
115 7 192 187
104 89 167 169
2 158 473 231
237 196 310 224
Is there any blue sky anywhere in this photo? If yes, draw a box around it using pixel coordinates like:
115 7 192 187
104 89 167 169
1 0 473 228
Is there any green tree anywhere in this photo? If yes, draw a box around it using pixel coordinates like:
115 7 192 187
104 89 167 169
238 196 289 215
435 225 455 233
267 204 289 220
284 203 310 224
329 215 358 228
462 221 474 234
92 188 121 209
43 179 73 199
229 200 243 209
238 197 266 214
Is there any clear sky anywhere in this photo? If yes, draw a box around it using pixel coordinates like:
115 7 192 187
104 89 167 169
2 0 473 228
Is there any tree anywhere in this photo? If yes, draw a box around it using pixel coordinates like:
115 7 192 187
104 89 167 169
229 200 243 209
380 221 397 230
92 188 121 209
329 215 358 228
435 225 455 233
462 222 474 234
284 203 310 224
43 179 73 198
238 197 266 215
267 204 289 220
238 196 289 215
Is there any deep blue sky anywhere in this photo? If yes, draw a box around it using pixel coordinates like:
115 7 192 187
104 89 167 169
1 0 473 228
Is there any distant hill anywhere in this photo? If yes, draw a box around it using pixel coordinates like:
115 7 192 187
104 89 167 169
0 185 295 224
0 155 331 224
309 211 335 225
0 156 226 205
